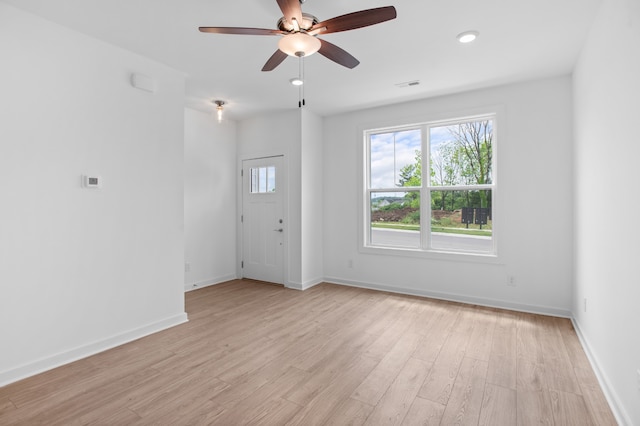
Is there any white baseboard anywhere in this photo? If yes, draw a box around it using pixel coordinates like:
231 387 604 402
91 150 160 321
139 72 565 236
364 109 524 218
0 312 188 388
571 318 631 426
285 277 323 291
323 276 572 318
184 274 237 292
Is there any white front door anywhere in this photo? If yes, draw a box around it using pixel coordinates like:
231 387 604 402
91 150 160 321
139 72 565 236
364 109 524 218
242 156 285 284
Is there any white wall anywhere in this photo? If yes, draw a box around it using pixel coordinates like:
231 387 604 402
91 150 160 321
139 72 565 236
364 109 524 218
184 108 237 291
300 109 324 288
323 76 574 316
0 4 187 386
573 0 640 423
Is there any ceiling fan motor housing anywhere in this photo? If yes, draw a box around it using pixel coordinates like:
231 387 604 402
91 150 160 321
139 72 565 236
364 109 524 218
277 13 318 32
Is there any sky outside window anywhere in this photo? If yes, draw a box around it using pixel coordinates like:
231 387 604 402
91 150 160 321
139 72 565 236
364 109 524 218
370 129 421 190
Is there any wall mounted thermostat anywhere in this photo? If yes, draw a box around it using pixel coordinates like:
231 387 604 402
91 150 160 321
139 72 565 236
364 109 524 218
83 175 102 189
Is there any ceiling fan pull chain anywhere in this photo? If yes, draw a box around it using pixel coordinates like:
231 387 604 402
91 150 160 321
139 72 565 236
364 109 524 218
301 54 305 107
297 55 302 107
297 52 305 108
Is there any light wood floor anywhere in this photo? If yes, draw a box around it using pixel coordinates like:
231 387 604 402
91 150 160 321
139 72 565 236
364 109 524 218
0 280 617 425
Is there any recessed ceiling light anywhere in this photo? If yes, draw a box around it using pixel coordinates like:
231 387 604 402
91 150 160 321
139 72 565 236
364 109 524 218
290 77 304 86
457 31 479 43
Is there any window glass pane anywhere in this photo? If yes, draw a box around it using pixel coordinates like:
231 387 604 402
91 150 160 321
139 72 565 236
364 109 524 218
430 190 492 253
266 166 276 192
430 120 493 186
370 191 420 248
370 129 421 189
250 166 276 193
251 168 259 193
258 167 267 193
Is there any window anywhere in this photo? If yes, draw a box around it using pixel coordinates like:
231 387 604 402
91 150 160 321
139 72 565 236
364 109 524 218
250 166 276 193
365 115 496 255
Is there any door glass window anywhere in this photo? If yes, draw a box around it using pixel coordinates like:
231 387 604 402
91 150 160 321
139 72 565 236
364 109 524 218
250 166 276 193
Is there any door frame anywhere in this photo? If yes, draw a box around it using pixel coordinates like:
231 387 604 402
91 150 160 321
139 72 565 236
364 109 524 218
238 154 288 285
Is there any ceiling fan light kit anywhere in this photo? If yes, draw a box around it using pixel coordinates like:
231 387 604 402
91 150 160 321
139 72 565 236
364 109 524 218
199 0 397 71
278 32 321 57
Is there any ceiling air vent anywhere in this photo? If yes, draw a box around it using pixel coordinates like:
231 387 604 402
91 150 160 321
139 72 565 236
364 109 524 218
395 80 420 88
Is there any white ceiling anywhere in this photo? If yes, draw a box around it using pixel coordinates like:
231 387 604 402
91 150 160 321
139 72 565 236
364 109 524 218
3 0 602 120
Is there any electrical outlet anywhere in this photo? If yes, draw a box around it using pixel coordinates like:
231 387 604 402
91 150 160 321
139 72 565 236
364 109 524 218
636 369 640 391
185 263 191 273
583 297 587 312
347 259 353 268
507 275 516 287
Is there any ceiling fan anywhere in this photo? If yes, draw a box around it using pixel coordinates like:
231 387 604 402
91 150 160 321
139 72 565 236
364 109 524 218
199 0 397 71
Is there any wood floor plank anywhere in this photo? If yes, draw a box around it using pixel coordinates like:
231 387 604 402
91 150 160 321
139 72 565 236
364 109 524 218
478 383 517 426
206 356 292 408
517 358 547 392
153 399 226 426
486 314 517 389
22 367 164 425
517 390 554 426
400 396 445 426
362 300 422 361
413 303 461 364
0 398 17 424
363 357 431 426
211 367 308 425
216 322 319 384
516 313 546 364
323 397 375 426
439 356 489 426
464 308 497 362
0 360 100 408
549 389 595 426
0 280 615 425
285 331 377 407
417 331 468 405
245 398 302 426
79 406 143 425
573 367 618 426
285 355 379 426
537 316 581 394
555 318 592 371
128 370 229 417
351 331 424 406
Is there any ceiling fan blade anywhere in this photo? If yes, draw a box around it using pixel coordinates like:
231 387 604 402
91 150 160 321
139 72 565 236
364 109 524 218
318 39 360 69
310 6 397 35
262 50 288 71
199 27 284 36
276 0 303 26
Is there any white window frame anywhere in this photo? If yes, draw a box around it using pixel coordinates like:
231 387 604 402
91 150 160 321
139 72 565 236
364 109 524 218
361 112 498 261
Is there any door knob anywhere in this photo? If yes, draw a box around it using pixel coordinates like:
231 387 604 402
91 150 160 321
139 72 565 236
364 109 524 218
273 228 283 232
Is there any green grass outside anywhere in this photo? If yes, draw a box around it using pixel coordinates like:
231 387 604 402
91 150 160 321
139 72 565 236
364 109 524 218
372 222 420 231
431 227 492 237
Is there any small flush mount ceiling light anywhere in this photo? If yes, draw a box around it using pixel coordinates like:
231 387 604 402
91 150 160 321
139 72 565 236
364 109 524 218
290 77 304 86
213 100 225 123
457 30 479 44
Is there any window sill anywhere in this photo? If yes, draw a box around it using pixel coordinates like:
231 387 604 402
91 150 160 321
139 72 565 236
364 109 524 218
359 244 502 265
